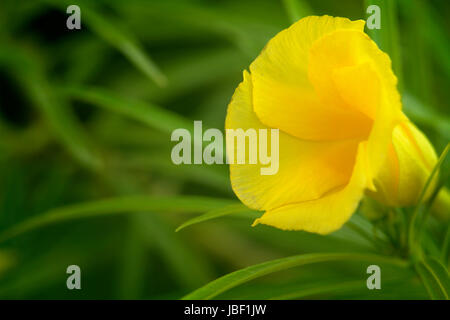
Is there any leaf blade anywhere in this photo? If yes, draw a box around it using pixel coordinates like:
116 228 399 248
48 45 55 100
61 86 192 134
0 196 235 243
176 204 255 232
182 253 408 300
415 257 450 300
408 143 450 254
46 0 167 86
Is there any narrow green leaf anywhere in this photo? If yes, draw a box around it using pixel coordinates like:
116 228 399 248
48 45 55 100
0 52 102 169
364 0 403 91
46 0 167 86
176 204 256 232
442 224 450 265
399 0 450 77
425 258 450 297
281 0 313 23
23 78 102 170
61 86 223 161
83 9 168 87
0 250 16 277
269 280 366 300
182 253 408 300
409 143 450 254
113 1 277 57
61 86 191 134
117 216 146 299
384 0 402 91
0 44 102 170
137 213 214 288
0 196 235 243
402 94 450 140
415 258 449 300
121 154 230 193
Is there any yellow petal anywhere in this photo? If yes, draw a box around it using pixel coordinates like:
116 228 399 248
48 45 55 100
253 142 370 234
250 16 369 141
332 62 380 119
309 29 401 120
226 71 360 210
250 75 373 141
251 16 365 85
309 29 403 182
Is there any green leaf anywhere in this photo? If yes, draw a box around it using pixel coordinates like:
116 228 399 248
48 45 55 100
61 86 192 134
364 0 403 91
0 44 102 170
0 250 16 277
46 0 167 87
176 204 256 232
136 213 214 289
402 94 450 140
426 258 450 295
269 280 366 300
182 253 408 300
415 257 450 300
117 216 147 299
0 196 235 243
83 9 168 87
409 143 450 254
61 86 224 162
23 78 103 170
122 154 231 193
281 0 313 23
442 225 450 265
399 0 450 78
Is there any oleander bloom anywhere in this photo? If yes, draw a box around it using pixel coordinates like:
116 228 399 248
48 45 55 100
225 15 438 234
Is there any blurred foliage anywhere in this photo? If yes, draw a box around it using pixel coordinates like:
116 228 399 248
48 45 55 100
0 0 448 299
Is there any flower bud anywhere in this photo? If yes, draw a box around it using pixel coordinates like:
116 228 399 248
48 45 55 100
367 121 438 207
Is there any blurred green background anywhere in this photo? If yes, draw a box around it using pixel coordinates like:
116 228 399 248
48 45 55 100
0 0 448 299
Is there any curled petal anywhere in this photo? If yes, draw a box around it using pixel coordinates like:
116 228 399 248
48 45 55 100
226 71 359 210
250 16 369 141
253 142 370 234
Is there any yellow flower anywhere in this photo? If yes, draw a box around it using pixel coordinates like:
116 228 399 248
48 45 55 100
225 15 438 234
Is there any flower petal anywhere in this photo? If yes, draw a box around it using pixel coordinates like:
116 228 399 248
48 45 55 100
309 29 404 181
226 71 360 210
249 16 370 141
332 62 380 119
309 29 403 183
253 142 370 234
